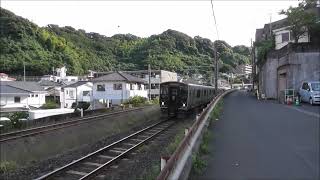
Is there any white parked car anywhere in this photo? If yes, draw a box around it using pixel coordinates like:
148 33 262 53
299 81 320 105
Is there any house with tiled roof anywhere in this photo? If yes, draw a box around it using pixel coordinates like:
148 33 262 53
92 71 147 107
253 5 320 101
0 81 47 111
60 81 93 108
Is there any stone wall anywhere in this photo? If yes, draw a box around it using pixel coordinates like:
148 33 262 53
259 43 320 99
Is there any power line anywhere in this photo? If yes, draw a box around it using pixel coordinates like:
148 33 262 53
210 0 220 40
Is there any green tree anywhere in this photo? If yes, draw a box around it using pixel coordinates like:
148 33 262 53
279 0 317 43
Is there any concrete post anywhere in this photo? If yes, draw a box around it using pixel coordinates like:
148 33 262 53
106 99 110 108
161 156 170 171
80 108 83 117
184 128 189 136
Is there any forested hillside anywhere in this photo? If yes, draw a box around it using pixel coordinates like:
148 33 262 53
0 8 250 78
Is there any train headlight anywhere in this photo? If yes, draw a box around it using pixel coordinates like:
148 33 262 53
183 103 186 107
161 101 164 106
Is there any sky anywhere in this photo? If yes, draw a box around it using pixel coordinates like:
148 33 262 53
2 0 299 47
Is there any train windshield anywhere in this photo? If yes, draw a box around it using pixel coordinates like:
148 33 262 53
161 85 168 95
180 86 188 102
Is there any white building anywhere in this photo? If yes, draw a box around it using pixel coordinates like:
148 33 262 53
60 81 93 108
0 73 16 81
92 71 147 107
41 66 79 83
273 27 309 50
93 70 177 99
0 81 46 111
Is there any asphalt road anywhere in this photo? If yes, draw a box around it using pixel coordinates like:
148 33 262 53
200 90 319 180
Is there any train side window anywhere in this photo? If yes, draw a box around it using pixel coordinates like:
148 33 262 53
197 90 200 98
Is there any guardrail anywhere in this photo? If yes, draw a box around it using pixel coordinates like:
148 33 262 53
157 89 235 180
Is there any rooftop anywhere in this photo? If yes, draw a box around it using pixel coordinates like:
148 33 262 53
38 80 62 87
0 81 45 92
0 85 31 94
63 81 92 88
93 71 145 83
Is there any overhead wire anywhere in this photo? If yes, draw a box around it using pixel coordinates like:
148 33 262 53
210 0 220 40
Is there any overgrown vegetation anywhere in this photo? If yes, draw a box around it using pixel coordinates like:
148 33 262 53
279 0 318 43
165 130 185 154
0 161 17 174
140 164 160 180
8 111 28 129
191 152 207 175
40 100 59 109
72 101 91 110
1 8 251 83
211 100 223 122
190 99 223 177
124 96 148 107
255 39 275 68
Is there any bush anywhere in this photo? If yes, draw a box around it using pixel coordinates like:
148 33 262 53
9 112 28 129
150 97 159 105
41 101 59 109
124 96 147 106
72 101 91 110
0 161 17 174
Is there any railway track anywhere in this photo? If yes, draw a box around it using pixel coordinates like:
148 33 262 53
0 107 147 143
35 120 175 180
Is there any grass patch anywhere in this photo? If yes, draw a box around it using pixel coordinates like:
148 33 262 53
165 130 184 154
210 100 223 123
191 153 207 175
140 164 160 180
190 99 223 178
0 161 17 174
199 131 211 155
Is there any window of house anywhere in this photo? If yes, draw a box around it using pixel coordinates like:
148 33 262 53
113 84 122 90
69 90 74 98
138 84 142 90
130 84 134 90
35 94 38 97
83 91 90 96
97 84 105 91
151 84 156 89
14 96 20 103
31 94 34 97
281 32 289 43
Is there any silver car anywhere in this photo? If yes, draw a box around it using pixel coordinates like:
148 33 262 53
299 81 320 105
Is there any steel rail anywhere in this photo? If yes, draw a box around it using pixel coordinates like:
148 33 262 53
35 120 174 180
0 106 148 143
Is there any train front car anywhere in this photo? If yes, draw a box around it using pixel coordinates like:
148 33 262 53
160 82 188 117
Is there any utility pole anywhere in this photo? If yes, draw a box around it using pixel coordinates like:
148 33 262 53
53 67 56 102
214 50 219 92
251 39 255 91
23 61 26 81
148 64 151 101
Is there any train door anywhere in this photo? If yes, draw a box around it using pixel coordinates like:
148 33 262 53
168 86 179 116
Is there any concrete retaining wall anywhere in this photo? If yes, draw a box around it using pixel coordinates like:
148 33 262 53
259 48 320 99
0 105 160 166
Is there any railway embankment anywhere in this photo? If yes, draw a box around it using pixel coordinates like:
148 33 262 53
0 105 160 174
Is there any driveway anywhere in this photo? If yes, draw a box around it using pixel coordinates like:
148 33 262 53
198 90 319 180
